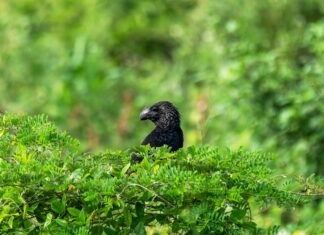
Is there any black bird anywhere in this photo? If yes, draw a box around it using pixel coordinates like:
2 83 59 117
131 101 183 162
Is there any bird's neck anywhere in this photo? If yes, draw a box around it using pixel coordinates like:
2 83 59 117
155 122 180 131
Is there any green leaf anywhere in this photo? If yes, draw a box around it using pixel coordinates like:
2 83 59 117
51 199 65 214
56 218 68 227
241 221 257 230
70 168 84 181
23 204 28 219
124 207 132 227
29 203 39 212
78 209 86 224
44 213 53 228
230 209 246 221
86 211 95 226
134 222 146 235
121 163 131 175
67 207 81 217
8 216 14 228
135 202 144 220
84 192 98 202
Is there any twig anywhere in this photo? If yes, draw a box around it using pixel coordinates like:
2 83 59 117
126 183 173 206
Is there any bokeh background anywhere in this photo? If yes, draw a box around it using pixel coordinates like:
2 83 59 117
1 0 323 233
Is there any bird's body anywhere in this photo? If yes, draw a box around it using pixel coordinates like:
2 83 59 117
132 101 183 162
142 126 183 152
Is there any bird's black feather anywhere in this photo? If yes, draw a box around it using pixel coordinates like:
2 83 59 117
132 101 183 163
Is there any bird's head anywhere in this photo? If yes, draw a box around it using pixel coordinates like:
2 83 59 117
140 101 181 129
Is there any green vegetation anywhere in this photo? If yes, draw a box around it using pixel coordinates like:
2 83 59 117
0 114 309 234
0 0 324 233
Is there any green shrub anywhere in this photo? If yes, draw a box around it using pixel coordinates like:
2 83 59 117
0 114 312 234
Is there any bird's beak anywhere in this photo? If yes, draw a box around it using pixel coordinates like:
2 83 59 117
140 108 150 120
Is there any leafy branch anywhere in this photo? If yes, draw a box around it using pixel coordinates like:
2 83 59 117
0 114 322 234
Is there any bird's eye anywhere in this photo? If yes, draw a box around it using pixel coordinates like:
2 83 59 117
151 107 159 112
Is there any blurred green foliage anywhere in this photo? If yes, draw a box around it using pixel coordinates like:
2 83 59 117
0 0 323 232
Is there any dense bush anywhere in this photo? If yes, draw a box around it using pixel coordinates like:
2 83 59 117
0 114 314 234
